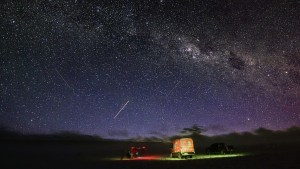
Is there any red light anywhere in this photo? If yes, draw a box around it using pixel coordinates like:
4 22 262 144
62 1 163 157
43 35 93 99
129 156 161 160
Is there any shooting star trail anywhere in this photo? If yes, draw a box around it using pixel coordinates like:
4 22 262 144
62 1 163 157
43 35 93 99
55 69 76 95
55 69 71 89
166 81 181 97
114 100 130 119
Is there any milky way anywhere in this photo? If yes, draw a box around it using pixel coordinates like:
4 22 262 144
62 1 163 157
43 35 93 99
1 0 300 138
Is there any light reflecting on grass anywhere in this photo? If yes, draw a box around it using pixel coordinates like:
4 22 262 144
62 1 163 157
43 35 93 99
163 153 248 160
105 153 249 161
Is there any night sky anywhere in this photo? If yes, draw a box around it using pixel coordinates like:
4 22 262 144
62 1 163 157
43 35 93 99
1 0 300 139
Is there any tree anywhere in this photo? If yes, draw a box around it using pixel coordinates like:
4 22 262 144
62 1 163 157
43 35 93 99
181 125 206 135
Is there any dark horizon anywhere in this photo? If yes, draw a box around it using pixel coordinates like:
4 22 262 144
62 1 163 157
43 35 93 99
2 125 300 141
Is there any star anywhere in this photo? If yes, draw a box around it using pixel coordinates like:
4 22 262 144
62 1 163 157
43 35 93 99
0 0 299 138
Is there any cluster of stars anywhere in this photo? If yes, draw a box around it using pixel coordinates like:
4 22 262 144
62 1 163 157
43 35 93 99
0 0 299 138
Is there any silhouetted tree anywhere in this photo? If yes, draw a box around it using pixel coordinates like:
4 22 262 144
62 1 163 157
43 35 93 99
181 125 206 135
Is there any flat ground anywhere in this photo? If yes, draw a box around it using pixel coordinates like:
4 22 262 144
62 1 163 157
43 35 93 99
1 141 299 169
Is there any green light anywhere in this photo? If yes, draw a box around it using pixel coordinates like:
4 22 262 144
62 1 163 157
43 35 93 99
103 153 249 161
193 153 247 159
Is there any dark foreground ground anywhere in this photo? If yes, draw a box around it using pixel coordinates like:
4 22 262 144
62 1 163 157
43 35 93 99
1 140 299 169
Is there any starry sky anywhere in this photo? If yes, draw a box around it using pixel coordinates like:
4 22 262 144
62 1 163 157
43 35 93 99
1 0 300 138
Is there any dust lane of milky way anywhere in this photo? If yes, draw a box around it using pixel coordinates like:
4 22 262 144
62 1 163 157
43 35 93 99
0 0 300 138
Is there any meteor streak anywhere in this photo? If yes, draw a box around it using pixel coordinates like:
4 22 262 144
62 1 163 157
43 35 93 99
55 68 77 95
114 100 130 119
55 69 72 89
166 81 180 97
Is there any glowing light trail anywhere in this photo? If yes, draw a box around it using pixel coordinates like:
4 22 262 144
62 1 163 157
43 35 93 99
55 68 77 95
166 81 180 97
114 100 130 119
55 69 72 89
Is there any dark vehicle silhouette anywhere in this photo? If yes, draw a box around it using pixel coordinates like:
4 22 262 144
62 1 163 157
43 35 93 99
206 143 233 154
127 146 147 158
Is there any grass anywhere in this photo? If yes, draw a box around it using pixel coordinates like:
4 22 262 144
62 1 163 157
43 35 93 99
165 153 249 160
104 153 249 161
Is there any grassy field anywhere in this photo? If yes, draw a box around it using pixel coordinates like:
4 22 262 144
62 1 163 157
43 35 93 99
105 153 249 161
1 140 299 169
